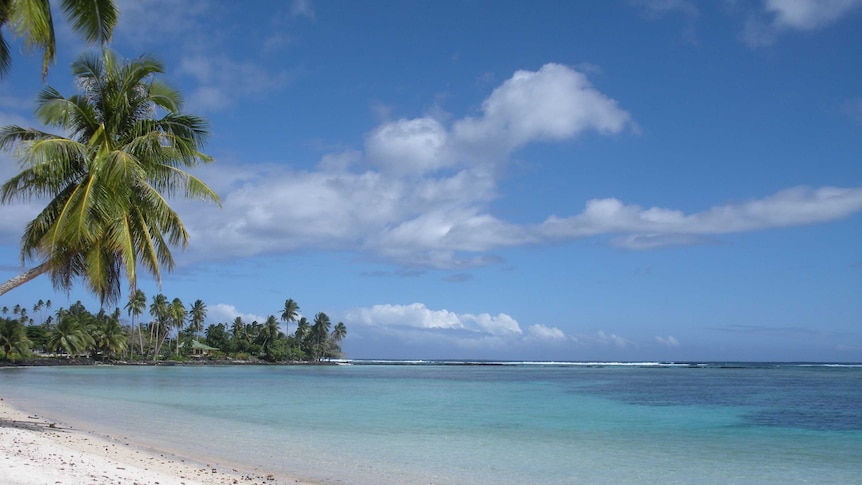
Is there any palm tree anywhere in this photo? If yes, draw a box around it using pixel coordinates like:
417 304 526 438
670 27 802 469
33 299 44 323
311 312 331 361
0 49 220 304
188 299 206 339
169 297 185 355
124 288 146 359
0 0 119 80
148 293 169 360
294 316 309 341
230 316 245 341
258 314 280 355
90 307 126 360
290 316 310 360
280 298 299 337
48 312 93 357
0 319 31 361
331 322 347 343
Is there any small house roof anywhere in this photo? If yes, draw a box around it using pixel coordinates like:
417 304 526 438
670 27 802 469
191 340 219 351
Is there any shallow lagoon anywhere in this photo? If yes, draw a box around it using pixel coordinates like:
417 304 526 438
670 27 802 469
2 362 861 484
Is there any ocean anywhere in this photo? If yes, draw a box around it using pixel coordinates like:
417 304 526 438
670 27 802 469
2 362 861 484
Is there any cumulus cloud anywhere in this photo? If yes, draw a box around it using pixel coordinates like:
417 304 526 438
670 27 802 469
365 117 451 175
208 303 267 325
344 303 570 348
541 186 862 250
527 324 570 341
744 0 862 46
170 58 862 267
346 303 518 334
3 63 861 271
175 64 635 267
452 63 632 156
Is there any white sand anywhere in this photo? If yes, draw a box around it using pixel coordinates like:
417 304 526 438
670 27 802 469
0 397 316 485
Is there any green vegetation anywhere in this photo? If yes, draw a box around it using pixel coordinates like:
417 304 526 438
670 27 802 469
0 5 337 365
0 295 347 363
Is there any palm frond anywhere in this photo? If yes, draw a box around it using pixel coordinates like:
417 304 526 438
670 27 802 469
9 0 55 79
60 0 117 45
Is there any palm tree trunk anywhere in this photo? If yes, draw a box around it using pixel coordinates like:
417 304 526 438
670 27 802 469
0 262 51 296
137 320 144 361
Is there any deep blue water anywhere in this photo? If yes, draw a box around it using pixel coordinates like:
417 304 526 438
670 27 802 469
1 362 861 484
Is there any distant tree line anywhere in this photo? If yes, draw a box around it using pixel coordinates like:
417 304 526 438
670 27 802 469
0 296 346 363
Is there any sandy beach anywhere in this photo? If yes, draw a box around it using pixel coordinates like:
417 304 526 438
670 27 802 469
0 397 315 485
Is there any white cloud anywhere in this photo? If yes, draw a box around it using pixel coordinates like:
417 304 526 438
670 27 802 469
452 63 632 156
173 55 862 266
655 335 680 347
344 303 574 350
764 0 862 30
744 0 862 46
346 303 463 330
541 186 862 250
462 312 523 336
208 303 267 325
177 64 635 267
365 117 451 175
595 330 631 347
345 303 521 336
527 324 569 341
4 63 861 271
290 0 316 20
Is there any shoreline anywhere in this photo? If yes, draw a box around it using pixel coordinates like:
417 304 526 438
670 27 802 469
0 357 341 367
0 397 318 485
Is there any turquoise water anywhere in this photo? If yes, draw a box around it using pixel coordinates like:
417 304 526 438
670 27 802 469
1 362 861 484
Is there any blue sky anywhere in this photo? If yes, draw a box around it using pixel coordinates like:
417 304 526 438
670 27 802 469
0 0 860 361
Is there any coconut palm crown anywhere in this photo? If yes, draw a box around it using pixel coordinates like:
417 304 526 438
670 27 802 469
0 49 220 304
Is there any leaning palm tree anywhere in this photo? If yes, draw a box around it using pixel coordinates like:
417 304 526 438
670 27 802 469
0 0 119 80
280 298 299 338
0 49 220 304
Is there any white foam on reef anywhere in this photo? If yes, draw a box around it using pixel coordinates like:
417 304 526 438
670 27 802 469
346 359 695 367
